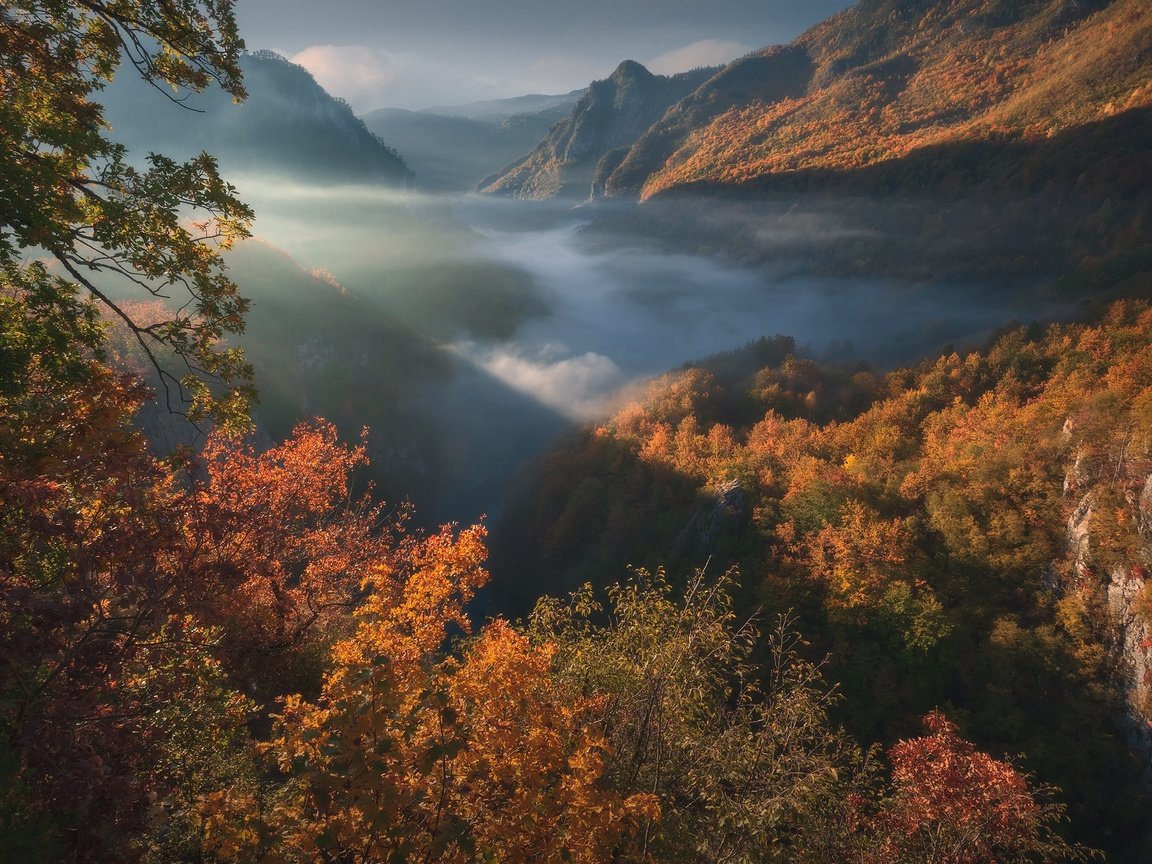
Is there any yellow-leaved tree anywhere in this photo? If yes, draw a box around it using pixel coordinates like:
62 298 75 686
206 524 658 863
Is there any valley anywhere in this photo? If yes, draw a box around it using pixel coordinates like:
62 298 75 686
5 0 1152 861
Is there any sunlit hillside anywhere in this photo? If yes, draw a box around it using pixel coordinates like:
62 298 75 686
599 0 1152 198
5 0 1152 861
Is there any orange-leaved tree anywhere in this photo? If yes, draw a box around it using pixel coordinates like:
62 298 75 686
171 420 393 684
207 524 659 863
860 710 1092 864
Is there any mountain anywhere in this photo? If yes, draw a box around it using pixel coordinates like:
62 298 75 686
543 0 1152 299
479 61 719 200
102 50 411 185
599 0 1152 199
422 90 585 123
362 104 567 192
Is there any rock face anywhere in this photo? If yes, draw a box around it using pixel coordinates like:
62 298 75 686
1107 558 1152 761
600 45 814 199
1064 439 1152 770
479 61 717 200
1106 472 1152 761
676 479 747 557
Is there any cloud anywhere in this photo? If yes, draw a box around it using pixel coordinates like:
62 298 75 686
291 45 400 107
451 342 625 421
646 39 751 75
290 44 504 110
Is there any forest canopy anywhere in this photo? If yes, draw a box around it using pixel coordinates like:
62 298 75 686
1 1 1147 863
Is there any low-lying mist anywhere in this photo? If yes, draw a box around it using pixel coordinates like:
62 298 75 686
452 206 1033 421
175 180 1053 525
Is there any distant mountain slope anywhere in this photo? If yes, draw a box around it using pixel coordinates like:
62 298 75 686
102 50 411 185
479 61 719 199
423 90 585 123
600 0 1152 199
362 105 565 192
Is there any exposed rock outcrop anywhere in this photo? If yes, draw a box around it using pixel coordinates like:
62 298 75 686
675 479 747 556
1063 438 1152 770
479 61 717 200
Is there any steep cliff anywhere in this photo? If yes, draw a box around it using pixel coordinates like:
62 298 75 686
1065 434 1152 770
479 61 717 199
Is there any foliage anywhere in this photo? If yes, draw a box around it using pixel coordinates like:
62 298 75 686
860 710 1092 864
0 282 391 859
0 280 1112 858
205 525 660 864
1 0 254 428
528 569 868 863
0 4 1145 862
506 301 1152 856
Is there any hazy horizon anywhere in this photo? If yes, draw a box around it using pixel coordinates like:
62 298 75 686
234 0 853 110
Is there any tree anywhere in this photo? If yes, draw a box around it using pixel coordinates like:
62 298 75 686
860 711 1092 864
528 569 867 864
0 360 389 858
208 525 659 864
1 0 254 427
174 421 393 675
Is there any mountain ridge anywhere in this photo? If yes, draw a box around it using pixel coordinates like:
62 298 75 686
479 61 719 199
615 0 1152 199
102 50 412 186
421 89 585 123
478 0 1151 204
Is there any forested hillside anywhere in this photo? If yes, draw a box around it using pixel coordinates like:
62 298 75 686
495 303 1152 858
600 0 1152 199
4 0 1152 861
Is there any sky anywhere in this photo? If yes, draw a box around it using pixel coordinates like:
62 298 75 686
235 0 854 111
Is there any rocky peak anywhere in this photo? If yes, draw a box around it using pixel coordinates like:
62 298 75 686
479 62 716 199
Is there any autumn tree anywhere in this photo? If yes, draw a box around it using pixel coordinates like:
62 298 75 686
208 525 658 864
528 568 868 863
804 500 949 652
859 710 1092 864
0 269 389 857
171 421 393 688
0 348 391 859
1 0 254 426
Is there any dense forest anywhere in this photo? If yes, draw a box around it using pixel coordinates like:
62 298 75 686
495 307 1152 856
3 0 1152 862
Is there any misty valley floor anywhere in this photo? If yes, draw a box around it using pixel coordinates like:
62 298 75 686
221 184 1053 529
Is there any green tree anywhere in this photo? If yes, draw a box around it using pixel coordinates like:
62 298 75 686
528 569 869 863
1 0 254 427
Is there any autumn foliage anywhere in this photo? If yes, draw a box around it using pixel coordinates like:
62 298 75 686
640 0 1152 198
1 270 1096 861
502 301 1152 857
864 710 1082 864
2 1 1147 861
